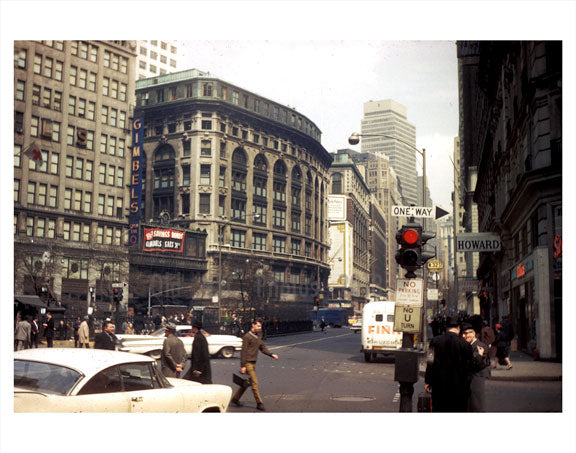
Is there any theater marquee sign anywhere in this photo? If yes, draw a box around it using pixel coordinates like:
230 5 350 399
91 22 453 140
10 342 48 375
143 228 186 253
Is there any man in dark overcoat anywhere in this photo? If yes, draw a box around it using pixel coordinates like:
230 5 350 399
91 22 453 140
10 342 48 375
184 320 212 384
93 321 117 350
42 312 55 348
461 323 490 411
424 315 477 412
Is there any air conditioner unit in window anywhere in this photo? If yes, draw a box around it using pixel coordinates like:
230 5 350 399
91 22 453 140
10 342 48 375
42 121 53 138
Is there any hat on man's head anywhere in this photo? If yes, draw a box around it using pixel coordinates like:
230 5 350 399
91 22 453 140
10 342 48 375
192 319 203 329
83 315 89 320
165 322 178 332
461 322 474 332
445 316 460 327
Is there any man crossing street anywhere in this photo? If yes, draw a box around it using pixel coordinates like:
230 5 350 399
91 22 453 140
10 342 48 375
231 319 278 411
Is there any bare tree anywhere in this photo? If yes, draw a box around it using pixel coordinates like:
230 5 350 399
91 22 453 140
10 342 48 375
221 255 274 320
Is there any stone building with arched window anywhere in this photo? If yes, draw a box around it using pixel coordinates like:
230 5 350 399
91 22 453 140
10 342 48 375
133 69 333 320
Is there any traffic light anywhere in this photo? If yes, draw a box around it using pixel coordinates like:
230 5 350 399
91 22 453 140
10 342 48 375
395 225 420 276
395 224 436 277
420 230 436 266
113 287 123 304
314 296 320 307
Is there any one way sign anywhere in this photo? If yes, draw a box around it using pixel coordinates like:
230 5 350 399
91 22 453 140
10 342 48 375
392 205 450 220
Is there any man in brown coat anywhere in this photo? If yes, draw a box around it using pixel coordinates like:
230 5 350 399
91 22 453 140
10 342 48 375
231 319 278 411
160 323 186 378
78 316 90 348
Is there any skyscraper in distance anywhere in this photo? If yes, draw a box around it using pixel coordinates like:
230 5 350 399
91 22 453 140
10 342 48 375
360 99 418 206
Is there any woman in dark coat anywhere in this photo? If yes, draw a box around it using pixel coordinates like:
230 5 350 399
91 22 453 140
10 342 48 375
493 323 512 370
184 320 212 384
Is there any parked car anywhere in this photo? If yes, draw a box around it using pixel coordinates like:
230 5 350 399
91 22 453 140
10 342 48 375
14 348 232 413
117 325 242 360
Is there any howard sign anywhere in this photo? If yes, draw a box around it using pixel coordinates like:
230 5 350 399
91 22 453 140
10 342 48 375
456 233 501 252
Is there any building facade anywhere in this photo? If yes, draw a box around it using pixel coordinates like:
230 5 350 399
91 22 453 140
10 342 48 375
14 40 137 317
360 99 418 206
327 150 371 312
351 150 402 299
458 41 562 359
133 69 333 319
135 40 185 80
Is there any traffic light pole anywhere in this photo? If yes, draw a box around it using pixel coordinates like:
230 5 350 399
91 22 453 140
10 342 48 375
394 218 434 412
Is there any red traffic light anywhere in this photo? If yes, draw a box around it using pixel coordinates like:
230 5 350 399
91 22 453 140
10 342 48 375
403 229 419 244
113 288 119 295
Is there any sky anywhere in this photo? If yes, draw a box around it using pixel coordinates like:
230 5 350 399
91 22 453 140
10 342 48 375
182 40 459 210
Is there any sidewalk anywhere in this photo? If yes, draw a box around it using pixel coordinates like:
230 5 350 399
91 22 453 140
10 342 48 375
489 350 562 382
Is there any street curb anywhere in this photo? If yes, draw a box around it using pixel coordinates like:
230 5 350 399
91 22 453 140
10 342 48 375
488 375 562 382
417 370 561 382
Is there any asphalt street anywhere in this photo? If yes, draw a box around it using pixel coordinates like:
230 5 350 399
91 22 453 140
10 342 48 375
183 328 562 413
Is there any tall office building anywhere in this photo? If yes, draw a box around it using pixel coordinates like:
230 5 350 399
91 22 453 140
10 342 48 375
135 40 185 80
351 151 402 298
14 40 137 317
360 99 418 206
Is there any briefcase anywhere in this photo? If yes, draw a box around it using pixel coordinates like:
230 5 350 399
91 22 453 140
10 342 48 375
417 391 432 412
233 373 251 389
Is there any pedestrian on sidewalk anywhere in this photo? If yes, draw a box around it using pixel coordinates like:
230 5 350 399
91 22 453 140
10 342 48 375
493 322 513 370
231 319 279 411
160 323 186 378
93 321 118 350
124 322 135 335
424 315 475 412
31 316 40 348
184 320 212 384
78 316 90 348
230 313 244 337
57 320 68 341
73 317 81 347
461 323 490 412
14 315 32 351
42 312 55 348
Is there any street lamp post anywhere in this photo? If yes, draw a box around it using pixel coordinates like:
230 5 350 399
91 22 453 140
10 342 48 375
349 132 428 412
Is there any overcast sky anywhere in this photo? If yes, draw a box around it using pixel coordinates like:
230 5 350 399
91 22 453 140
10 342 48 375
183 40 459 210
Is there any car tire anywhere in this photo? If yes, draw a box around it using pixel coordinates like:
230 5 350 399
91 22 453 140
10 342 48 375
147 350 162 360
220 347 234 359
364 351 372 362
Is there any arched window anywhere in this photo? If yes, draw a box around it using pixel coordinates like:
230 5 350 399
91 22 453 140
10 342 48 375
273 159 287 177
231 147 247 192
273 160 287 203
253 154 268 199
331 173 343 194
152 145 175 218
291 165 302 207
291 165 302 182
154 144 175 162
232 147 247 166
254 154 268 171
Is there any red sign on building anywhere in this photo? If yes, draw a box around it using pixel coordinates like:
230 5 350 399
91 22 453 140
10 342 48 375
143 228 186 253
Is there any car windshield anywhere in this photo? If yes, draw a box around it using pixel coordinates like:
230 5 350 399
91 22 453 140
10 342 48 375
14 360 83 395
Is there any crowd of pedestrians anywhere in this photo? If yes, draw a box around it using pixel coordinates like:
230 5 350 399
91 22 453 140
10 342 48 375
425 312 515 412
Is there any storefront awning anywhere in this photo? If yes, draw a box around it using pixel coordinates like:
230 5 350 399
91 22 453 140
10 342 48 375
14 295 47 308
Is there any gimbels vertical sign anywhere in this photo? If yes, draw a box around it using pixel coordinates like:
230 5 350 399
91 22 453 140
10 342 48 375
128 117 144 246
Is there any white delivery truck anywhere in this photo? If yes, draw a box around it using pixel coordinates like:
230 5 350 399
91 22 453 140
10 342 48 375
361 301 403 362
